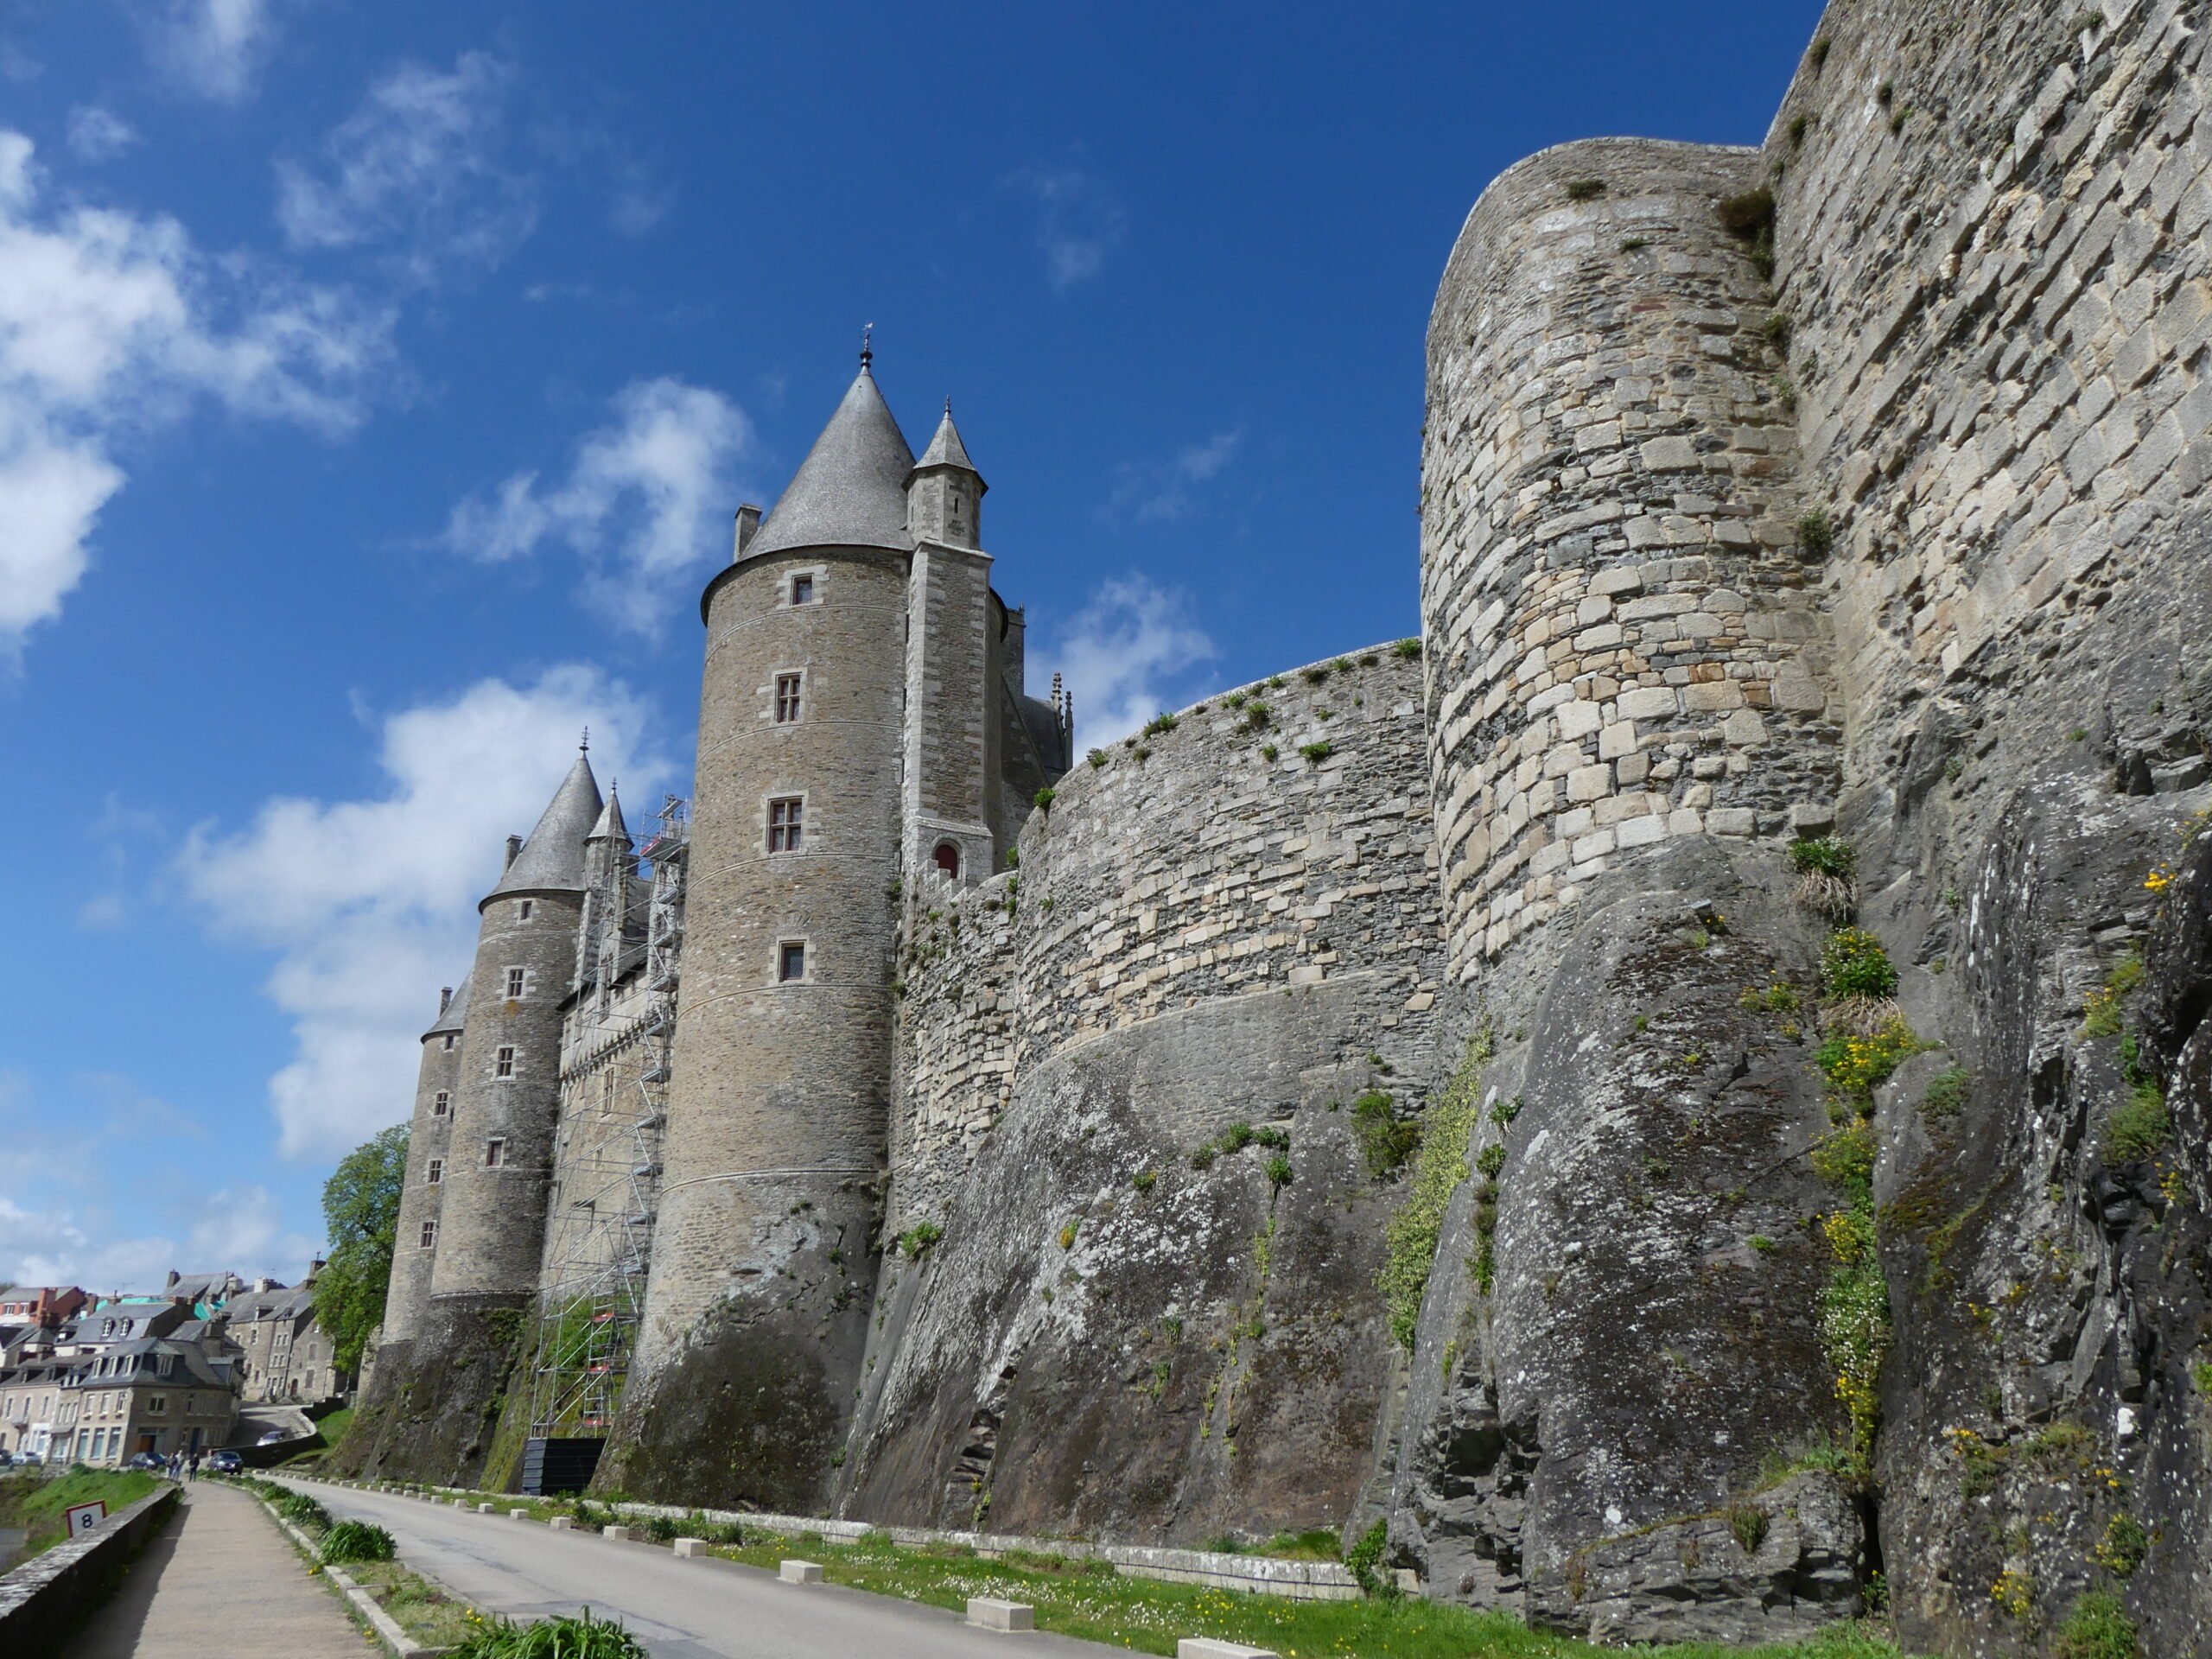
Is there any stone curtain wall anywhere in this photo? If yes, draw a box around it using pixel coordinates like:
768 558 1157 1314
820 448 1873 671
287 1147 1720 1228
887 642 1446 1234
849 645 1449 1542
1015 646 1443 1059
890 868 1020 1234
1422 138 1840 981
1772 0 2212 825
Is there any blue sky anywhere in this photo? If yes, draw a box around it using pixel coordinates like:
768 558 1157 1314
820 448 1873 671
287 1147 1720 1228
0 0 1823 1291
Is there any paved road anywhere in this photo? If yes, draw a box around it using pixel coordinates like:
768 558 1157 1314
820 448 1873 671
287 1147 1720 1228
275 1478 1132 1659
67 1481 367 1659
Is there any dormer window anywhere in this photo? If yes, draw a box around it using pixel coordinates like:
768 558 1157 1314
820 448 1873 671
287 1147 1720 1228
790 573 816 606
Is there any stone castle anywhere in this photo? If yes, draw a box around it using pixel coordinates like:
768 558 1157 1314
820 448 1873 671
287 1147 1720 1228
345 2 2212 1651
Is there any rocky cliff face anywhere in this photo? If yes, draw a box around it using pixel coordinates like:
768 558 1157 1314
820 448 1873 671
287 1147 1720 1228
1388 1 2212 1652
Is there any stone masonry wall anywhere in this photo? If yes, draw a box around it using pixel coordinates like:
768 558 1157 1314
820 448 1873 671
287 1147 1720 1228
887 641 1447 1235
1422 138 1841 981
849 643 1450 1543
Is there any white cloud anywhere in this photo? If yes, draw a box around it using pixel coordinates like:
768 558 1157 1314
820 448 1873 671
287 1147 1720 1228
1107 428 1243 523
0 1188 316 1291
1040 575 1220 748
1008 167 1125 290
66 106 139 162
178 665 673 1160
276 52 536 284
0 130 391 660
442 377 751 633
140 0 278 105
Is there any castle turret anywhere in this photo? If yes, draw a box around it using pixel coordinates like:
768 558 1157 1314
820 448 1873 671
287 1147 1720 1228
608 360 915 1507
901 405 1001 880
429 752 603 1306
380 976 473 1347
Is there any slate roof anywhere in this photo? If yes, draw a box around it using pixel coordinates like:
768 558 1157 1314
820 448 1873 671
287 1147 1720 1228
425 971 474 1039
484 753 603 905
912 407 982 480
745 369 917 559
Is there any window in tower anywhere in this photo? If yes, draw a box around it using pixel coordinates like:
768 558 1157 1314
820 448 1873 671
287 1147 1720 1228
790 572 816 605
442 1034 457 1052
485 1137 507 1168
933 842 961 877
495 1046 516 1077
420 1219 438 1249
426 1159 443 1185
505 967 525 999
774 673 804 723
433 1090 449 1116
778 941 807 982
519 899 534 919
767 797 804 853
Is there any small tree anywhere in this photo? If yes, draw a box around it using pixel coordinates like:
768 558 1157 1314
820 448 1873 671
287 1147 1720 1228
316 1123 409 1372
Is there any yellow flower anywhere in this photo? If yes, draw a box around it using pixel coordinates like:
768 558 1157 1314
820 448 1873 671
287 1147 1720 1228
2145 869 2173 892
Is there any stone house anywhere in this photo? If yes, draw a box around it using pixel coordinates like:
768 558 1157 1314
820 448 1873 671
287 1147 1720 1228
226 1274 348 1404
0 1287 86 1325
0 1353 79 1459
55 1337 238 1465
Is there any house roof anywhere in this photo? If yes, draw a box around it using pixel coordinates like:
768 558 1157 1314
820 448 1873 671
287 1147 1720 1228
483 752 603 906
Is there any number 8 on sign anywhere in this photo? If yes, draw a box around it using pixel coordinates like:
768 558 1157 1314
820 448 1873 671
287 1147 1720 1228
65 1501 107 1538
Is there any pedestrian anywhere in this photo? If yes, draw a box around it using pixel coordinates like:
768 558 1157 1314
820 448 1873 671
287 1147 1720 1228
188 1451 200 1480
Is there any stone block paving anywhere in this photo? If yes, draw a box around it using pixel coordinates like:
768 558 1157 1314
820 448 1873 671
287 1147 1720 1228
66 1481 365 1659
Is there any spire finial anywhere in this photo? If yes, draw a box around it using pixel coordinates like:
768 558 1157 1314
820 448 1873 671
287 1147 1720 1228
860 322 874 373
944 395 952 417
580 726 590 753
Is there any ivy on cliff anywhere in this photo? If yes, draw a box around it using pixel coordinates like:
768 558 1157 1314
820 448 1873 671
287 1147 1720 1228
1379 1038 1488 1350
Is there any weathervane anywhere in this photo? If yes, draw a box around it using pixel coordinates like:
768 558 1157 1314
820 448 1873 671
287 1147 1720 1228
860 322 874 372
580 726 590 753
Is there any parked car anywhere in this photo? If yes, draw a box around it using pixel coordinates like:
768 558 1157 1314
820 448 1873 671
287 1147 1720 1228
12 1452 41 1467
205 1450 243 1473
124 1452 166 1471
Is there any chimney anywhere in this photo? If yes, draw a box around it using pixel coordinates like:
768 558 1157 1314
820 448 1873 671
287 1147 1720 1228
165 1269 180 1288
734 504 762 561
254 1277 276 1294
308 1258 327 1281
438 986 453 1014
505 835 524 868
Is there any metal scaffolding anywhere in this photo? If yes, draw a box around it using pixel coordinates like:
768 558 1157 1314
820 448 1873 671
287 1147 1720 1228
519 797 685 1482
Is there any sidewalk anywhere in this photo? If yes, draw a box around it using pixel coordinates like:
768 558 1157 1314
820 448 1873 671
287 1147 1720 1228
66 1480 367 1658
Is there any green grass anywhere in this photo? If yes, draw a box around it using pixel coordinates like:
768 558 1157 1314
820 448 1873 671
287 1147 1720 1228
342 1559 485 1649
0 1467 162 1562
677 1529 1910 1658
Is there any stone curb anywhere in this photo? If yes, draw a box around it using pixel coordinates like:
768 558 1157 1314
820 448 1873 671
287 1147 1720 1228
242 1486 453 1658
296 1476 1363 1601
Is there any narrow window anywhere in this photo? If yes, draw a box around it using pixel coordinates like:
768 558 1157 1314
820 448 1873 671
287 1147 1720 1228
767 798 804 853
485 1137 506 1168
779 941 806 982
505 967 525 999
791 573 815 606
774 673 803 723
442 1034 457 1052
433 1090 450 1116
519 899 533 919
426 1158 443 1185
420 1219 438 1249
495 1046 516 1077
933 842 961 877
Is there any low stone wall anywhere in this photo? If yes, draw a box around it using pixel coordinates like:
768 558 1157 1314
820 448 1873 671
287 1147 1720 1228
0 1484 179 1652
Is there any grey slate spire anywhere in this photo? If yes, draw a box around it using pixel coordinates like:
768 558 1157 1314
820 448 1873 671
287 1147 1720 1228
912 404 982 481
423 971 473 1039
587 785 630 848
483 751 604 906
745 368 917 559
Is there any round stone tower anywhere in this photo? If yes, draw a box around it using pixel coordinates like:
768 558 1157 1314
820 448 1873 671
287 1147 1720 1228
380 975 472 1346
430 753 604 1306
609 363 912 1507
